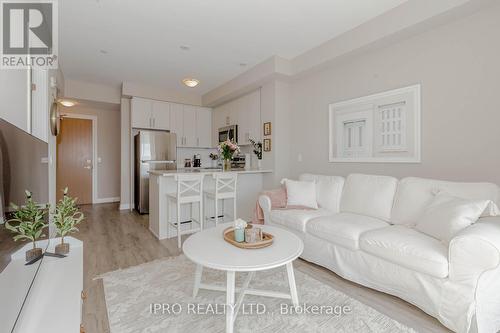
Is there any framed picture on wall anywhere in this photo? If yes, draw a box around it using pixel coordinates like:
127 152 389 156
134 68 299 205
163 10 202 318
328 84 421 163
263 122 272 136
263 138 271 152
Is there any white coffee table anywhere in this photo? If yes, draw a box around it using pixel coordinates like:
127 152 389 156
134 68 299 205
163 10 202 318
183 223 304 333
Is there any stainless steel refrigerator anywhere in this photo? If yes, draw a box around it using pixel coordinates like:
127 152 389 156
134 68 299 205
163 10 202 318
134 131 176 214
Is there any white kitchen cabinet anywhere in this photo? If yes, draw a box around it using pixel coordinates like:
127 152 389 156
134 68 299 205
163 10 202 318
131 98 153 129
195 107 212 148
169 103 213 148
213 89 261 145
170 103 184 146
183 105 197 147
151 101 170 130
131 98 171 130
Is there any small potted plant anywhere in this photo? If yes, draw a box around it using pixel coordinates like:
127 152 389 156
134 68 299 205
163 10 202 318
5 190 48 261
53 188 84 255
249 138 262 169
217 139 240 171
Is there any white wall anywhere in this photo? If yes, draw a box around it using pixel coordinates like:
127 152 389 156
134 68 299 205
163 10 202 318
288 2 500 185
64 79 121 104
122 81 202 106
120 98 131 209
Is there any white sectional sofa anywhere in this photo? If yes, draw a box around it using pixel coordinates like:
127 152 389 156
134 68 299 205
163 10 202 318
258 173 500 333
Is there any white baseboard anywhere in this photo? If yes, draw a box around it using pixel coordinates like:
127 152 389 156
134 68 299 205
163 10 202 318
119 203 131 210
93 197 120 204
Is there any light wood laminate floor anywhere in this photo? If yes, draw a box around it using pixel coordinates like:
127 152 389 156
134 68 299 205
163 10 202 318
77 203 449 333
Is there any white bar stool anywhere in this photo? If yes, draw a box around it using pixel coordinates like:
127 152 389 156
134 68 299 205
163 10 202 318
204 172 238 226
167 174 205 248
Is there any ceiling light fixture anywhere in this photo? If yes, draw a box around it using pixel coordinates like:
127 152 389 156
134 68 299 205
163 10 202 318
59 100 76 107
239 63 247 67
182 78 199 88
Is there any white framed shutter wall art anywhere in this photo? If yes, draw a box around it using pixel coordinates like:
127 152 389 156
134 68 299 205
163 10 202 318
329 84 421 163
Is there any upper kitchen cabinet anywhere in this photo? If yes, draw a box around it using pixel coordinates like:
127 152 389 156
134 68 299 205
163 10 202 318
237 90 261 145
151 101 170 130
195 106 212 148
131 97 170 130
182 105 197 147
170 103 213 148
170 102 184 146
212 89 261 145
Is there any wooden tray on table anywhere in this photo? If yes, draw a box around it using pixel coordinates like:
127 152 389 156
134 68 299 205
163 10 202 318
223 227 274 249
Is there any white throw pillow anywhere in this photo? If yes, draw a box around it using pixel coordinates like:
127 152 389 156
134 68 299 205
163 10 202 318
281 178 318 209
415 193 491 244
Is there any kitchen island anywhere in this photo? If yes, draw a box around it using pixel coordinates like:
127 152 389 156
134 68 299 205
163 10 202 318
148 168 273 240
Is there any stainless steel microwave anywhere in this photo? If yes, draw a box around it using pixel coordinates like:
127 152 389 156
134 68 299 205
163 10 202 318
218 125 238 144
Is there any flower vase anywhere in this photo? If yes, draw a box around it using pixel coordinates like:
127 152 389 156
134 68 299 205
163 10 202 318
223 159 231 171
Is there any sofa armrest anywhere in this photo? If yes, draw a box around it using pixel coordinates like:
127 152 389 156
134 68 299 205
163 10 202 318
258 194 272 214
449 217 500 282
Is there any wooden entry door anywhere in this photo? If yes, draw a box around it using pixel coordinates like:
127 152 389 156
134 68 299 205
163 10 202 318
57 117 93 204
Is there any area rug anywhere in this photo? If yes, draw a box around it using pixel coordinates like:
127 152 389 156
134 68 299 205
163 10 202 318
99 255 417 333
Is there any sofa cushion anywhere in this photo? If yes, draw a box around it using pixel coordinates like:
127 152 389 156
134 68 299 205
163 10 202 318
281 178 318 209
340 174 398 221
299 174 345 213
269 208 333 233
392 177 500 226
415 193 491 244
306 213 389 250
360 226 449 278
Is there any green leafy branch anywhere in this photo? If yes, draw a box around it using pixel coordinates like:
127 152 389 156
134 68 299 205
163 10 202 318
5 190 48 249
53 187 84 244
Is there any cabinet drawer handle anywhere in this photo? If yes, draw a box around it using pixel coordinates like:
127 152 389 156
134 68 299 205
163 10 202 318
81 290 87 300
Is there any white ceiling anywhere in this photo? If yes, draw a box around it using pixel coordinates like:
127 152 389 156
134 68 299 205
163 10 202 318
59 0 407 95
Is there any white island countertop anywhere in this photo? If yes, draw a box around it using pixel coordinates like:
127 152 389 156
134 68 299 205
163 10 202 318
149 168 273 176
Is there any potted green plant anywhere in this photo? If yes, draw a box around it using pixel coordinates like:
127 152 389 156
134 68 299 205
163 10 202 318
53 188 84 255
249 138 262 169
5 190 48 261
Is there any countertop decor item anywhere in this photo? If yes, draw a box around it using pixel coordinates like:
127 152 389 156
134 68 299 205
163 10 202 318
53 187 84 255
223 226 273 249
233 219 247 243
5 190 48 261
209 152 219 168
217 139 240 171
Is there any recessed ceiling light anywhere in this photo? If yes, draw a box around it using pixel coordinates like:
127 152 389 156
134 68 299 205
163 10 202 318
239 63 247 67
180 45 190 51
182 78 200 88
99 49 108 54
59 100 76 107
